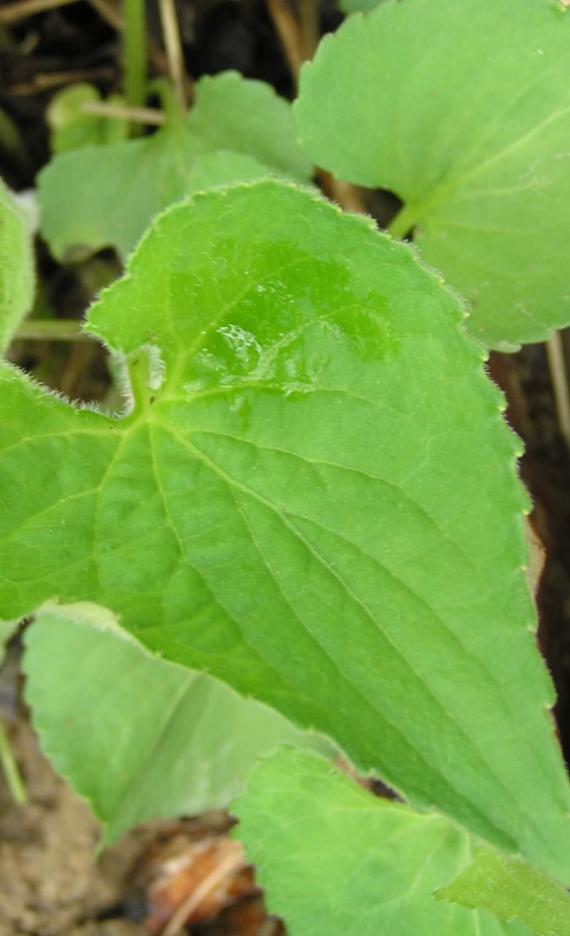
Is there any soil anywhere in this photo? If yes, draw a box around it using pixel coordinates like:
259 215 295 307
0 637 284 936
1 1 570 933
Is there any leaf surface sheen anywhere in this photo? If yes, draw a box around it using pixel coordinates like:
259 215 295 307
234 748 531 936
24 602 324 846
38 72 312 260
1 181 569 878
295 0 570 348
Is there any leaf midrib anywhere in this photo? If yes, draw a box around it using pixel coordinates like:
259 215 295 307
153 419 554 855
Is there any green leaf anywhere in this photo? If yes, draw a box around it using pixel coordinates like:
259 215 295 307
24 602 323 846
47 83 128 154
437 846 570 936
0 177 34 353
234 748 531 936
1 181 569 878
183 72 311 180
339 0 385 15
188 150 274 193
295 0 570 349
38 71 312 260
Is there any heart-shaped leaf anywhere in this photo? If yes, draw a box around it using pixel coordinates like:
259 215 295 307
295 0 570 349
234 748 531 936
39 72 313 261
24 602 325 846
437 845 570 936
1 181 568 878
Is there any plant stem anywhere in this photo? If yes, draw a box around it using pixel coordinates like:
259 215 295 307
88 0 171 75
0 720 26 805
386 203 418 239
15 320 88 342
158 0 188 109
123 0 147 118
126 351 154 417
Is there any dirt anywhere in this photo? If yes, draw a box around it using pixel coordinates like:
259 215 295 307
0 646 142 935
0 647 280 935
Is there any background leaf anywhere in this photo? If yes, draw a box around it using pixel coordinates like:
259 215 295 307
184 72 312 180
46 83 128 154
338 0 385 15
188 150 275 193
24 602 326 846
295 0 570 349
437 846 570 936
1 181 569 878
234 748 531 936
0 177 34 353
38 71 312 260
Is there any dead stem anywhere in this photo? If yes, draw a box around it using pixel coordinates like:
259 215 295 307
319 171 367 213
159 0 189 109
298 0 319 61
15 320 88 342
87 0 122 30
265 0 305 81
264 0 366 214
0 0 78 23
546 331 570 449
8 66 115 95
81 100 165 125
160 849 246 936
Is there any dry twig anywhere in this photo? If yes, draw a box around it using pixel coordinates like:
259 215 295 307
159 847 246 936
546 332 570 449
159 0 189 108
86 0 122 29
0 0 78 23
265 0 305 79
298 0 320 61
81 100 165 125
264 0 366 214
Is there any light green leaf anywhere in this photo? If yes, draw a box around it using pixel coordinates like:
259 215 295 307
339 0 385 15
295 0 570 349
47 83 128 154
437 846 570 936
184 72 311 180
0 177 34 353
24 602 323 846
38 126 195 263
38 71 312 260
188 150 274 194
234 748 531 936
1 181 569 878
